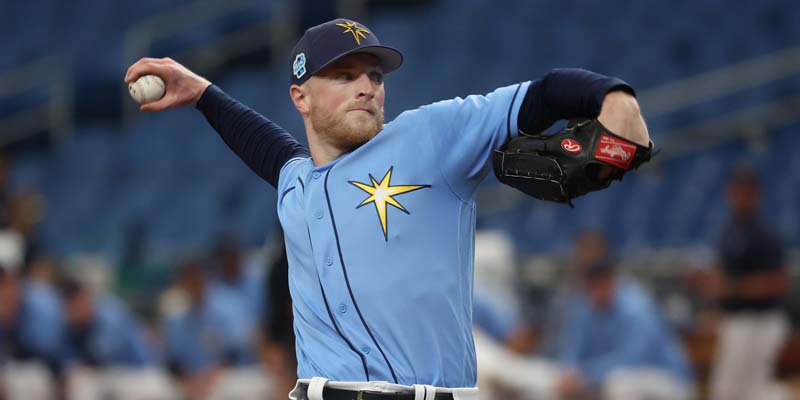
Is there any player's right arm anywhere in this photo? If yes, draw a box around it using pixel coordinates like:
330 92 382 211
125 57 309 188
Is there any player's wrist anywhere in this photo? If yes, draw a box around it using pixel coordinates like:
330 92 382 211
599 90 641 118
191 81 214 107
598 91 648 147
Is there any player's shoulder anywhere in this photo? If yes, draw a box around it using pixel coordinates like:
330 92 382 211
383 96 469 134
413 82 530 118
277 156 313 190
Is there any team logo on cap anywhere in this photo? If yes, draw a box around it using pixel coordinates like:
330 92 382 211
336 21 371 45
293 53 307 79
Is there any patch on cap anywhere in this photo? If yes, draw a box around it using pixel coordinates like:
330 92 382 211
293 53 307 80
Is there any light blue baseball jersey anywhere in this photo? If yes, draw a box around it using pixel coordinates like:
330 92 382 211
197 67 628 387
276 81 530 387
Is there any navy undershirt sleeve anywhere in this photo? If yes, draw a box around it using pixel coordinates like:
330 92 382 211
196 84 310 188
518 68 635 135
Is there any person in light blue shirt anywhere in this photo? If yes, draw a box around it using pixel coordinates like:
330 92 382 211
126 17 652 397
16 270 65 373
555 258 693 400
60 278 153 368
472 293 518 344
207 235 265 365
163 260 256 376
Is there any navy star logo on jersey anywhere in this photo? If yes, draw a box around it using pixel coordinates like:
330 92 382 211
349 167 430 241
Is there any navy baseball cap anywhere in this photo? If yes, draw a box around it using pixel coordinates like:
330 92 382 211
290 18 403 85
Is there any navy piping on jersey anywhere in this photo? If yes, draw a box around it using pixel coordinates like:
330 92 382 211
306 225 370 379
298 177 305 192
280 186 296 201
323 169 399 383
319 279 370 380
505 83 522 142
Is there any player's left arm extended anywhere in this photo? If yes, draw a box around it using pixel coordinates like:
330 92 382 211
493 69 653 205
518 68 647 145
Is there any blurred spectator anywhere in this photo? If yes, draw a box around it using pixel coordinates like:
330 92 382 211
706 168 790 400
261 233 297 400
60 278 154 367
0 264 61 399
473 293 519 345
5 191 46 268
0 153 10 228
538 230 609 359
473 292 565 400
60 276 173 400
162 258 267 399
554 233 693 400
472 230 562 399
209 234 265 332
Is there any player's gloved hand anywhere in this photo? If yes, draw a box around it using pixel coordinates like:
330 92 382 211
597 90 650 147
124 57 212 112
492 119 654 207
493 90 654 207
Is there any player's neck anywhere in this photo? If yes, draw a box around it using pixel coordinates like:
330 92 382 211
306 126 345 167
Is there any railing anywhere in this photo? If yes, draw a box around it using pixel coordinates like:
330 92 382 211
120 0 297 123
640 46 800 160
0 0 298 148
0 55 74 148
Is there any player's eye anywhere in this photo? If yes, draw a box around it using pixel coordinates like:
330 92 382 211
370 72 384 84
336 72 353 81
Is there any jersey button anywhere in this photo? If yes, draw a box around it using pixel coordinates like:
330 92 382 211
325 257 333 266
338 304 348 314
314 210 324 219
312 171 321 179
361 347 371 354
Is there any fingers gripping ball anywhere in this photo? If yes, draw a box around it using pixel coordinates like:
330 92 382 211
128 75 166 104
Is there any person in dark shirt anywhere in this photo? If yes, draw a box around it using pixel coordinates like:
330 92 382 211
707 168 791 400
261 231 298 400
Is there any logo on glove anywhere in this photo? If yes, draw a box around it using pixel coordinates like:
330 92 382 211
594 134 635 169
561 139 582 154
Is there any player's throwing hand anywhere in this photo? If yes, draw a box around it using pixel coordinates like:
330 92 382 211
124 57 212 112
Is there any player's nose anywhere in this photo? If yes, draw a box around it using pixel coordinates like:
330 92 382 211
354 73 375 99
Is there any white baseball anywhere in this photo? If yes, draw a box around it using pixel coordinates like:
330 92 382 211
128 75 166 104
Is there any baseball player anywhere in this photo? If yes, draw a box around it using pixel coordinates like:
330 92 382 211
125 18 652 400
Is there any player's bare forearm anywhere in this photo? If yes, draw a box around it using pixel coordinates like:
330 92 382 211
124 57 212 112
125 57 309 187
597 91 650 147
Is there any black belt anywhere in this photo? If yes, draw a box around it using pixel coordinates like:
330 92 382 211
300 385 454 400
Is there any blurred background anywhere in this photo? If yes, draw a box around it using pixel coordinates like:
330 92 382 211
1 0 799 399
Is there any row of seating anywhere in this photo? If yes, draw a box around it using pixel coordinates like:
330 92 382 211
4 0 799 264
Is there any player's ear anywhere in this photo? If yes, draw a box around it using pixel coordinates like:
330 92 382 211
290 84 310 116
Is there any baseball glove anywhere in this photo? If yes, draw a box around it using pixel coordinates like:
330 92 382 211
492 119 654 207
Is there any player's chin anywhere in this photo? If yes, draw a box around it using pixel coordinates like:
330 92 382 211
339 122 382 149
349 114 382 134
